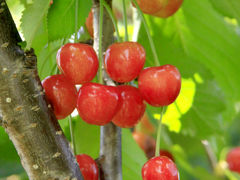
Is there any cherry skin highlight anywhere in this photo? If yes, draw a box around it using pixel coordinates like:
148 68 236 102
142 156 179 180
77 83 119 125
226 147 240 173
42 74 77 120
153 0 183 18
104 42 146 83
112 85 146 128
138 64 181 107
57 43 99 84
76 154 99 180
133 0 164 14
85 10 93 38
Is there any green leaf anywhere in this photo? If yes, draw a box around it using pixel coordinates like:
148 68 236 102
137 0 240 138
47 0 92 41
209 0 240 23
37 39 64 80
74 117 100 158
0 127 24 177
122 129 147 180
20 0 51 49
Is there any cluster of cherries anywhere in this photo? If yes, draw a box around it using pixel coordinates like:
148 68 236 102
42 41 181 179
42 0 184 179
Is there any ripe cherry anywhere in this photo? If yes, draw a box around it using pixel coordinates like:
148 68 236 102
42 74 77 119
76 154 99 180
112 85 146 128
226 147 240 173
86 10 93 38
104 42 146 83
77 83 119 125
57 43 99 85
142 156 179 180
153 0 183 18
133 0 163 14
138 64 181 107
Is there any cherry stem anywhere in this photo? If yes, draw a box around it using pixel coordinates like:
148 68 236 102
122 0 129 41
69 115 76 155
155 106 165 157
98 0 104 84
102 0 121 42
131 0 160 66
74 0 79 43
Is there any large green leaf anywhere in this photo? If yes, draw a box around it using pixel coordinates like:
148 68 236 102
122 129 147 179
0 127 24 177
137 0 240 138
20 0 51 49
37 39 64 80
209 0 240 23
47 0 92 41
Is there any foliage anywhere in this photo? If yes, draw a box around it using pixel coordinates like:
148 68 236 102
1 0 240 179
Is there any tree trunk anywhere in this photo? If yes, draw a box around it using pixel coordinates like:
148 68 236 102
0 1 83 179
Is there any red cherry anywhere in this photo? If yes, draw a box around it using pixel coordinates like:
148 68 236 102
112 85 146 128
153 0 183 18
86 10 93 38
226 147 240 173
76 154 99 180
77 83 119 125
57 43 99 84
133 0 163 14
142 156 179 180
42 74 77 119
104 42 146 83
138 64 181 107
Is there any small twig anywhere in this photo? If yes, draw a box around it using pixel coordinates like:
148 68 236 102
201 140 218 171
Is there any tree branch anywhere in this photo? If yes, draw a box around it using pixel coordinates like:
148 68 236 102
0 1 83 179
92 0 122 179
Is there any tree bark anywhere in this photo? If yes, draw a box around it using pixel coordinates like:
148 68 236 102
0 1 83 179
92 0 122 180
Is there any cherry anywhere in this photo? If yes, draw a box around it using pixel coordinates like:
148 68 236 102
77 83 119 125
153 0 183 18
42 74 77 120
76 154 99 180
112 85 146 128
142 156 179 180
57 43 99 85
133 0 163 14
86 10 93 38
226 147 240 173
138 64 181 107
104 42 146 83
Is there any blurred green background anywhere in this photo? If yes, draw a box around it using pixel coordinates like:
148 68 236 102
1 0 240 179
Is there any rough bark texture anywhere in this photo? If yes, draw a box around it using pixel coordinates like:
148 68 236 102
92 0 122 180
0 1 83 179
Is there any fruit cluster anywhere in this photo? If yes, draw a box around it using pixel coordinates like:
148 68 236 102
42 42 181 128
42 41 181 179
